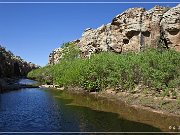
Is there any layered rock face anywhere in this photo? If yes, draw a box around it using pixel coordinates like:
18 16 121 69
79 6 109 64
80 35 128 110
0 45 39 78
49 4 180 64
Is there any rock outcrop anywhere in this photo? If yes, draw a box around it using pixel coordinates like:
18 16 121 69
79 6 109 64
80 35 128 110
48 47 63 65
0 45 39 78
49 4 180 64
160 4 180 51
48 40 80 65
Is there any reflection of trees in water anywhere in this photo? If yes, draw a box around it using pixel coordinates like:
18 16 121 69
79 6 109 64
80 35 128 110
56 92 162 132
67 102 162 132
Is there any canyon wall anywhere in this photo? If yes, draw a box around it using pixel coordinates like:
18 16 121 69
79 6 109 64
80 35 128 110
0 45 39 78
49 4 180 65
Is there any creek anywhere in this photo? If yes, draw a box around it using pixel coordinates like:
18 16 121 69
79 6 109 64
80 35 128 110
0 79 178 134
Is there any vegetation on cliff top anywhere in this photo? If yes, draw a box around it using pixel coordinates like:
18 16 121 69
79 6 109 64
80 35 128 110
28 43 180 99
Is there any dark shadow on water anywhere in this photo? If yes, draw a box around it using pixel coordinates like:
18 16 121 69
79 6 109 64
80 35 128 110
48 91 163 134
0 87 173 134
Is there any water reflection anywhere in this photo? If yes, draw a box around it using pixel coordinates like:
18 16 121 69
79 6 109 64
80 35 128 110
50 90 180 133
0 81 177 134
18 79 37 85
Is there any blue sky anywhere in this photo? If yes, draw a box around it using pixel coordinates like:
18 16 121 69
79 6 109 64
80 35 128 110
0 1 179 66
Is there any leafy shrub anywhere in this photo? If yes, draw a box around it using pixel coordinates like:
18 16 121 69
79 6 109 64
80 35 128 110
28 65 53 84
28 49 180 95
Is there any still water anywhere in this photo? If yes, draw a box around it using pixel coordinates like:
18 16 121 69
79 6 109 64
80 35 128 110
0 79 179 133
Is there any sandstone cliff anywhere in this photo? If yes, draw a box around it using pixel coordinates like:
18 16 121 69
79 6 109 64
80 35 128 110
49 4 180 65
0 45 39 78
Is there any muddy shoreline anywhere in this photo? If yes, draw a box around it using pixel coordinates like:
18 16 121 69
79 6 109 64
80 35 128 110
42 85 180 132
40 84 180 117
71 88 180 117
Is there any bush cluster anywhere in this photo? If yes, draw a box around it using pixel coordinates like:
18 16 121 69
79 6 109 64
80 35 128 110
28 48 180 96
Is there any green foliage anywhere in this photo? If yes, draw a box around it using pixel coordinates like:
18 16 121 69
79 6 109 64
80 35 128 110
28 65 53 84
60 42 80 62
28 49 180 95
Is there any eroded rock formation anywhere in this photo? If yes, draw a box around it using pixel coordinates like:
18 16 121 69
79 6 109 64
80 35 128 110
160 4 180 51
48 40 80 65
49 4 180 64
0 45 39 78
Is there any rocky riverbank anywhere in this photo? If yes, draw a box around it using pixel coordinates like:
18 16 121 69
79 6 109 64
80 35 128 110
0 45 39 92
0 78 39 93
